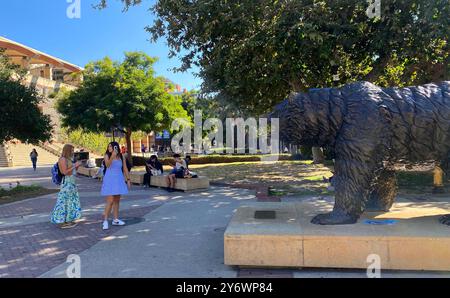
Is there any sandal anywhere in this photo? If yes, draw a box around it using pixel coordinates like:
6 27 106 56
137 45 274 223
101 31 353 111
61 222 78 229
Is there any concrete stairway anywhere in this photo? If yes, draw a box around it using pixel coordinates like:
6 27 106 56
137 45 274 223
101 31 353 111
0 145 10 167
43 141 102 159
7 142 59 167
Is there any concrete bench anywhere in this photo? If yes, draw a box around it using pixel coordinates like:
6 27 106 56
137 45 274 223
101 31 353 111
129 171 209 191
77 166 100 177
130 171 145 185
77 166 91 177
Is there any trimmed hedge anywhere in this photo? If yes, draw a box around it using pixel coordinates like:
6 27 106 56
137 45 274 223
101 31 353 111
94 154 334 168
93 154 294 167
131 154 293 166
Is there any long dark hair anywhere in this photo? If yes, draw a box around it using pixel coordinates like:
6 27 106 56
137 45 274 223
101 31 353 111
103 141 123 175
105 141 123 160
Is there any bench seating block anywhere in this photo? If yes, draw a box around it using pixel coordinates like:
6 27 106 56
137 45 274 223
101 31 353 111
130 171 145 184
77 166 91 177
150 175 209 191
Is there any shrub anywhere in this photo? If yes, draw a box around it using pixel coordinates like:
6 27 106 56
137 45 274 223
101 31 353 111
0 184 43 198
130 154 292 166
63 129 112 155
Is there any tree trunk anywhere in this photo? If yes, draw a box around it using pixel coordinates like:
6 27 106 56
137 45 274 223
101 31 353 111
312 147 324 164
125 130 133 166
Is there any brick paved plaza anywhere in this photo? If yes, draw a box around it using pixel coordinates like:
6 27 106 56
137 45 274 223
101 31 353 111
0 166 449 278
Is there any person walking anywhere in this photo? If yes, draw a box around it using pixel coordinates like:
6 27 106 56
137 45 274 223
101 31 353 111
30 149 38 171
141 143 146 157
51 144 82 229
101 141 131 230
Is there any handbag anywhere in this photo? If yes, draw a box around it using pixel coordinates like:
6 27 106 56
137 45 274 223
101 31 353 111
151 169 162 176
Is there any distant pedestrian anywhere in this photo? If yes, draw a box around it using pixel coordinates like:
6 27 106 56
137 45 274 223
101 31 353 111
30 149 38 171
101 142 131 230
141 144 146 157
51 144 82 229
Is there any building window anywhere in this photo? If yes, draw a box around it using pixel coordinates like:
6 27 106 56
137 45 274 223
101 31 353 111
52 69 64 81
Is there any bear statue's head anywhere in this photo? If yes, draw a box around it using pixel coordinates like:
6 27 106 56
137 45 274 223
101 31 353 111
271 89 338 147
272 92 316 147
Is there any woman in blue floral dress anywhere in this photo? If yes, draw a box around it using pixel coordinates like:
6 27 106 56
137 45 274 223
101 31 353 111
51 144 82 229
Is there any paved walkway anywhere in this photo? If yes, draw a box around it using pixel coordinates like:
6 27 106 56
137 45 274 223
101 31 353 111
1 167 449 278
0 168 257 278
0 165 56 189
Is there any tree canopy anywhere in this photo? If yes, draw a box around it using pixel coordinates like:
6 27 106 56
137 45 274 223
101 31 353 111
0 49 53 143
105 0 449 114
57 51 188 161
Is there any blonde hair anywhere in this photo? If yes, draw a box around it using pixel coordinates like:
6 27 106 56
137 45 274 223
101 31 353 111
61 144 74 166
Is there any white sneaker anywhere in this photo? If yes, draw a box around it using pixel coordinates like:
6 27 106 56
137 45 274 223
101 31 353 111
102 220 109 230
112 219 126 226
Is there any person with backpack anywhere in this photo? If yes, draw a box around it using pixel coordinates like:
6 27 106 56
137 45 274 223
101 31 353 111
101 141 131 230
50 144 82 229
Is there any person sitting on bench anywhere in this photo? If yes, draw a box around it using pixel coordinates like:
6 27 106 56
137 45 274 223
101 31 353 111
184 155 192 170
143 155 163 187
166 154 187 192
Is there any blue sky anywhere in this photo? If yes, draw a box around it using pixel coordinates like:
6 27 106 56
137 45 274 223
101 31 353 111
0 0 201 90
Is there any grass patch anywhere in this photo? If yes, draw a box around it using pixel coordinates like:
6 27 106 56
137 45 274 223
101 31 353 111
0 185 58 205
189 160 334 196
268 186 333 197
303 175 326 182
396 170 449 194
397 171 434 187
180 160 447 197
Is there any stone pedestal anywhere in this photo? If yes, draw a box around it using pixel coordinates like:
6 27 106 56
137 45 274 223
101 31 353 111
224 199 450 271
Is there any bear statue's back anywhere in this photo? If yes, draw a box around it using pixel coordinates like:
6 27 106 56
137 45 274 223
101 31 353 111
381 81 450 162
338 81 450 163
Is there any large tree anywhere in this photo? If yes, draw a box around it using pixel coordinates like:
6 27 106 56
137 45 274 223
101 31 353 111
102 0 449 114
0 50 53 143
57 52 188 163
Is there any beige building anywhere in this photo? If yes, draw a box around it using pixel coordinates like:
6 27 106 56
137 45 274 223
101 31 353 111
1 36 186 156
0 36 83 141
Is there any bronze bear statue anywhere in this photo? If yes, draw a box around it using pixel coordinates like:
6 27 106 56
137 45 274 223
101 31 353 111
273 81 450 225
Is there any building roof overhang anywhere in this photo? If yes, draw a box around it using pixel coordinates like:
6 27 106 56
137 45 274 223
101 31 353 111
0 36 83 73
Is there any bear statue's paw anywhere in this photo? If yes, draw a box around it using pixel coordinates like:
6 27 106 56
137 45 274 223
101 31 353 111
311 209 358 225
439 214 450 226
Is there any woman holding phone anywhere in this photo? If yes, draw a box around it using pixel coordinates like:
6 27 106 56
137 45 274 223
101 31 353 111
51 144 82 229
101 141 131 230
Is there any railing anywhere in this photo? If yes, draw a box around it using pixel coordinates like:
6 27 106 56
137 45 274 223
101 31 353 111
24 74 78 92
3 143 14 167
38 141 61 157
